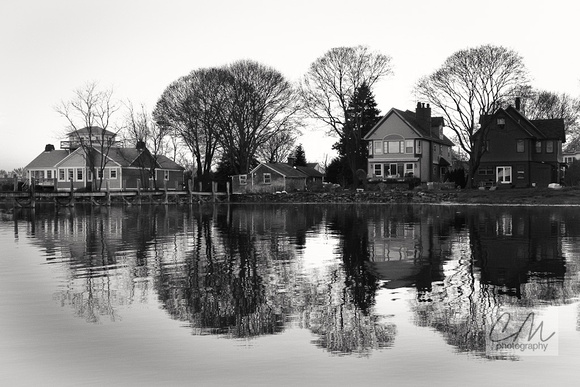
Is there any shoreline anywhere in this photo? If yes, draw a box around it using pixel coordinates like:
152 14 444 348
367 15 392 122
230 187 580 206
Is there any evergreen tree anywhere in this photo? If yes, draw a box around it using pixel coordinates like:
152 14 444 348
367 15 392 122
293 144 307 167
333 83 381 186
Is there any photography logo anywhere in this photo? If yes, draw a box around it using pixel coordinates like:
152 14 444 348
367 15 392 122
486 309 558 357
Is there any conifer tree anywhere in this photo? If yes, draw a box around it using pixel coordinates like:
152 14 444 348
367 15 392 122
293 144 307 167
333 83 381 185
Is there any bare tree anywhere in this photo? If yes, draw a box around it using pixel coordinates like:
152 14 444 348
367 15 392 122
519 89 580 143
217 60 302 174
300 46 392 138
154 68 226 183
414 45 529 187
256 130 297 163
55 82 121 190
121 101 173 187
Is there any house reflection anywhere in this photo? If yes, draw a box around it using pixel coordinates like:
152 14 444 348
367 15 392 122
364 205 462 299
410 206 580 358
470 207 566 298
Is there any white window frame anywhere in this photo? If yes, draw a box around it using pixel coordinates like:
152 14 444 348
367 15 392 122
239 175 247 185
68 168 74 181
415 140 422 154
374 141 382 155
58 168 65 181
164 170 169 181
496 166 512 184
405 163 414 176
373 164 383 177
405 140 414 154
110 168 118 179
76 168 83 181
263 173 271 184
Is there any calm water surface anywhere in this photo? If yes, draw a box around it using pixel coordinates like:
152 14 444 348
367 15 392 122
1 203 580 386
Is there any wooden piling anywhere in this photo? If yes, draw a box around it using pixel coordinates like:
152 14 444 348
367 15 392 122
136 179 142 205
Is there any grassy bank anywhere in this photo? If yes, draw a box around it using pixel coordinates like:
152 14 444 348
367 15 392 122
230 186 580 206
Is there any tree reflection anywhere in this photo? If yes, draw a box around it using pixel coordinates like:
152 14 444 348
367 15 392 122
13 202 580 358
410 206 580 358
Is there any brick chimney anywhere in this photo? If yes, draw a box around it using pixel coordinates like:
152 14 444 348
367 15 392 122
416 102 432 136
287 156 295 166
515 97 521 111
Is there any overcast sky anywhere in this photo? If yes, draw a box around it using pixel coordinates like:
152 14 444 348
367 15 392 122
1 0 579 171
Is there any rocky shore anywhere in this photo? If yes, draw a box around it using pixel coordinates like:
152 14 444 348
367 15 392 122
230 186 580 206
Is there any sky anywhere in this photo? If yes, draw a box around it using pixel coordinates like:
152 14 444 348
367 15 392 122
1 0 579 171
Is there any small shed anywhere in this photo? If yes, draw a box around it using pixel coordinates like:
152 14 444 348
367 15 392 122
231 163 308 194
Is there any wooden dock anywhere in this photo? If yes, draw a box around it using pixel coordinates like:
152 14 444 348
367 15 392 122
0 180 229 207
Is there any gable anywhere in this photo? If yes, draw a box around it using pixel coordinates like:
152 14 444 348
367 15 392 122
56 149 86 168
365 110 420 140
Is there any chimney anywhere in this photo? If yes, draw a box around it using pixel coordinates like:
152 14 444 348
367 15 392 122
515 97 521 111
416 102 432 136
44 144 55 152
136 140 146 150
287 156 295 166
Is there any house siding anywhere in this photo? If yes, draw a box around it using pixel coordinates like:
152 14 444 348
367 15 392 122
475 106 564 188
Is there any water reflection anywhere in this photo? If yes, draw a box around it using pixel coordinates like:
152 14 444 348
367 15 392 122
8 203 580 358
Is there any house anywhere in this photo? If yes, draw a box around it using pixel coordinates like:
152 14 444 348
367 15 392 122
231 161 309 194
306 162 325 175
295 165 325 189
24 128 185 191
475 98 566 188
363 102 454 183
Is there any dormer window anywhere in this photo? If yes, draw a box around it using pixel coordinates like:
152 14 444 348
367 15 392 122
497 118 505 128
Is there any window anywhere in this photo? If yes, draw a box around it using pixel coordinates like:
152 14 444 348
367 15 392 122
383 140 405 154
496 166 512 184
415 140 422 154
368 142 373 156
564 156 575 164
59 168 65 181
535 141 542 153
546 141 554 153
97 169 104 179
405 163 414 176
478 167 494 175
164 170 169 181
76 168 83 181
516 139 524 153
87 171 92 182
497 118 505 127
405 140 414 154
263 173 271 184
374 141 382 155
46 170 52 179
110 168 117 179
373 164 383 177
239 175 247 185
68 168 74 181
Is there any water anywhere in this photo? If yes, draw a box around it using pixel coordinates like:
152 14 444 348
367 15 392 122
1 203 580 386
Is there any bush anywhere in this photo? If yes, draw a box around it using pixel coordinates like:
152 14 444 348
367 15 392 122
564 160 580 186
444 168 467 188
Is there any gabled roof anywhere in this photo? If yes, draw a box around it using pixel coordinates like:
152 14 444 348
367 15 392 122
295 165 324 178
251 163 307 178
530 119 566 142
482 106 565 142
364 108 454 146
106 147 148 167
25 150 69 169
157 155 185 170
